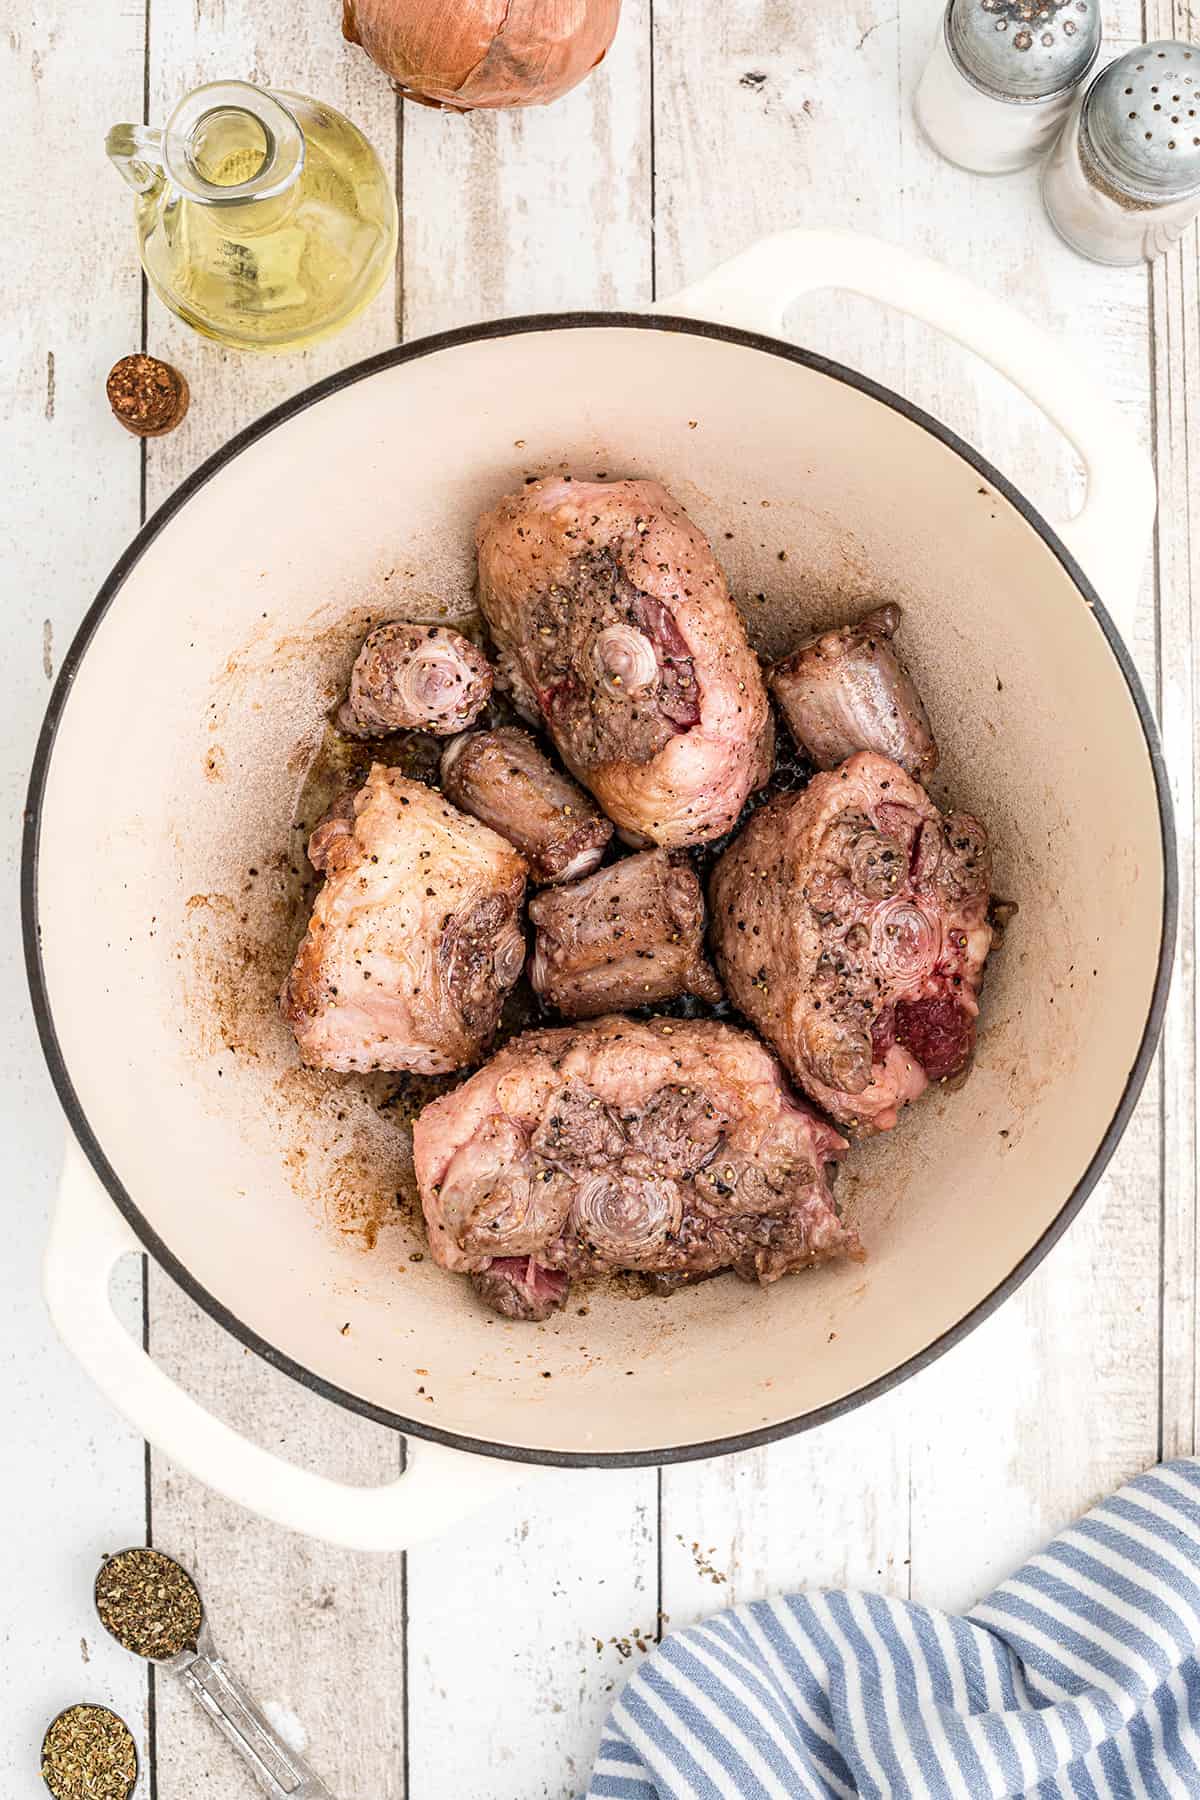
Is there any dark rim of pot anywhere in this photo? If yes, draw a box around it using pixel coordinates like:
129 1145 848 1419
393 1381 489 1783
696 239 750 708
21 312 1178 1470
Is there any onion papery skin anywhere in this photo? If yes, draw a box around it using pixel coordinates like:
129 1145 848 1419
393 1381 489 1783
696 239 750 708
342 0 623 111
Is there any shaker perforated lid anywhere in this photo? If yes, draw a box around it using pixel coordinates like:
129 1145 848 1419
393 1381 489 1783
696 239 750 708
1084 41 1200 198
946 0 1100 100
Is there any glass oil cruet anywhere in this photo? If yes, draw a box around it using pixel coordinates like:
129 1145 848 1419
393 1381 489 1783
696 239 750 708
107 82 397 352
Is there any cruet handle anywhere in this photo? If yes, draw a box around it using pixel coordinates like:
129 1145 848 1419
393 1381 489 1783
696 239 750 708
106 123 166 194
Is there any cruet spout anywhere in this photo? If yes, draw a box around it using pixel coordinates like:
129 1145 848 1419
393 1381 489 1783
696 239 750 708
106 84 306 207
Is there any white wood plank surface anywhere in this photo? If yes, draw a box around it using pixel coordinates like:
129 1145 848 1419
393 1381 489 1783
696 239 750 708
1153 214 1199 1457
401 24 659 1796
2 1 1197 1796
654 0 1163 1635
136 6 408 1797
1149 0 1200 1474
402 0 652 331
1 5 155 1793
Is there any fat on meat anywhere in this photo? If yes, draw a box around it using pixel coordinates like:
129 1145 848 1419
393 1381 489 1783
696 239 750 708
281 766 527 1074
413 1015 855 1318
710 752 993 1131
475 477 772 849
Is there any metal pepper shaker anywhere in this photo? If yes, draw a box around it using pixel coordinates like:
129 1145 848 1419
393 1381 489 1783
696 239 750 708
915 0 1101 174
1043 41 1200 263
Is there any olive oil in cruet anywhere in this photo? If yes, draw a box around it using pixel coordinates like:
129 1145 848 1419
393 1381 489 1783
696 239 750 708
107 81 397 352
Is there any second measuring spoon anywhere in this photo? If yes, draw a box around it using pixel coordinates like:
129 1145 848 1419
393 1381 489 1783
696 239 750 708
95 1547 336 1799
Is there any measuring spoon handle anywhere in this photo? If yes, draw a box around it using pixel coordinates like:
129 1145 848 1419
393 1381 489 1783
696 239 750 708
180 1650 336 1798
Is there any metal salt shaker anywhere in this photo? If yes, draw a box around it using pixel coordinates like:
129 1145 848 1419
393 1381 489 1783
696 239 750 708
915 0 1101 173
1043 41 1200 263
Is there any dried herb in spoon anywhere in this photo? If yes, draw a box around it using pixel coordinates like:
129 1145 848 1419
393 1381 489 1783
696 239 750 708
41 1703 137 1800
95 1548 202 1660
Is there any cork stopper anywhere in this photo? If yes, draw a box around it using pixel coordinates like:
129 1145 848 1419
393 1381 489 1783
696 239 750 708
106 354 190 437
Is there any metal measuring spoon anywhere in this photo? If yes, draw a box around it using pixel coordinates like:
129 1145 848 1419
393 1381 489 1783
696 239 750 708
94 1549 335 1799
41 1702 139 1800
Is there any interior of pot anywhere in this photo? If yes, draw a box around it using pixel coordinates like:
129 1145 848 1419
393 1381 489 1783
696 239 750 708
32 321 1167 1459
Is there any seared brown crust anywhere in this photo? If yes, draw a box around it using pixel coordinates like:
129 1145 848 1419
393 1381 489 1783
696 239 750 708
440 726 612 884
475 477 771 848
281 767 527 1074
529 849 724 1018
769 604 938 780
710 752 992 1132
413 1015 855 1304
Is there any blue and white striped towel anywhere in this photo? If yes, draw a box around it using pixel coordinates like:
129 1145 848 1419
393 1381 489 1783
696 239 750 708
586 1459 1200 1798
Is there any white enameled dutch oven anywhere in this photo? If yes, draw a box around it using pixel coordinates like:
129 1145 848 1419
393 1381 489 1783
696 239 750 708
24 231 1175 1551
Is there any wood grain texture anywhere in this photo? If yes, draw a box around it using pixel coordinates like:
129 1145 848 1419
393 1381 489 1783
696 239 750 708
1148 0 1199 1472
399 18 658 1798
1151 211 1199 1461
148 1378 406 1799
139 7 406 1798
3 1 1197 1796
0 4 154 1793
401 0 652 333
653 0 1163 1635
660 1395 913 1636
407 1471 658 1800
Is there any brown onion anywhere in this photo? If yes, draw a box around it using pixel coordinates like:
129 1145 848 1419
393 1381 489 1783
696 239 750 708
342 0 622 110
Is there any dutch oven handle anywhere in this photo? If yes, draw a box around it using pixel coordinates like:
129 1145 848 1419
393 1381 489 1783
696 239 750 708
45 1142 549 1551
659 228 1155 638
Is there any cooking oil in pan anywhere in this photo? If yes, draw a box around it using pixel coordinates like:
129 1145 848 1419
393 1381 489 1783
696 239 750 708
107 81 397 351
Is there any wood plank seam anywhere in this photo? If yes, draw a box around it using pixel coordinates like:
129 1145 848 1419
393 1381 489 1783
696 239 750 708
140 10 408 1796
83 4 1194 1793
